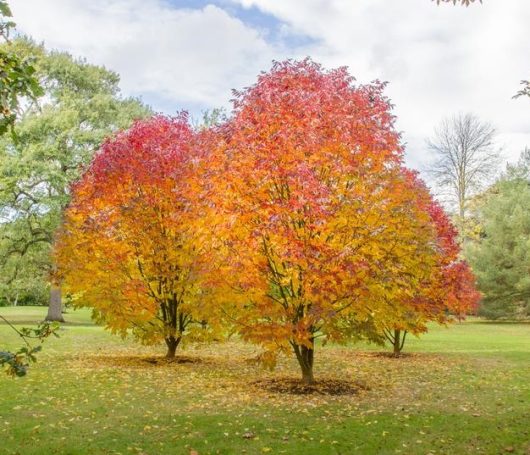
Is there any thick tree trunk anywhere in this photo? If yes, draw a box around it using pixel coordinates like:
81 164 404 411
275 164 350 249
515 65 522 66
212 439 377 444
45 286 65 322
165 335 181 358
293 341 315 385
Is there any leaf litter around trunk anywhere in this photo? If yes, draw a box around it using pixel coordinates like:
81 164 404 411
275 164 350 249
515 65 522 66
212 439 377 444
253 377 370 395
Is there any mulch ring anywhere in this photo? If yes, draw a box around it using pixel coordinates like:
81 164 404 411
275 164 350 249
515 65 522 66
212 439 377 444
142 355 202 365
253 377 370 395
368 351 414 359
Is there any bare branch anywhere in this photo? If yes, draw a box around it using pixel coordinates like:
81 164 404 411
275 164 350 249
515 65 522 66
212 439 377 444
427 113 501 223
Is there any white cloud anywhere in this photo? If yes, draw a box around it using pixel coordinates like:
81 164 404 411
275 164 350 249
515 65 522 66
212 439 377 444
9 0 530 175
231 0 530 171
10 0 281 112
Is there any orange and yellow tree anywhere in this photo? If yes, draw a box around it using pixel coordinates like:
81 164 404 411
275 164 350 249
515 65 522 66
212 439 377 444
56 115 217 357
380 172 480 355
204 59 453 384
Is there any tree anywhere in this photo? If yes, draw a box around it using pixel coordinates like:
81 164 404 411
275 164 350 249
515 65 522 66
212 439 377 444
0 227 49 306
383 257 480 354
380 172 480 355
427 113 499 232
0 38 150 322
192 108 227 130
466 151 530 319
56 116 219 357
443 260 481 318
0 1 56 377
204 59 459 383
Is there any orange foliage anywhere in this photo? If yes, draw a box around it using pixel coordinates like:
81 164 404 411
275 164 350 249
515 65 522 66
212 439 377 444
56 60 480 379
56 115 219 357
201 60 468 382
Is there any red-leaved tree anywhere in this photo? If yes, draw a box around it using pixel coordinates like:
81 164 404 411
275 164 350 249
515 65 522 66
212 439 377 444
203 59 465 383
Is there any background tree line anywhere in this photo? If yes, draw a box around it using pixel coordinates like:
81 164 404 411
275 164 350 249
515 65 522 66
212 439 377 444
428 112 529 319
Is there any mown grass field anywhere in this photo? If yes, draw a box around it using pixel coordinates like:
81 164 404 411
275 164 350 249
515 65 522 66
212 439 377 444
1 306 529 455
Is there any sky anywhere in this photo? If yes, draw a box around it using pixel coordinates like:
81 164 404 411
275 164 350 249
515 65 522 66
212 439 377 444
9 0 530 176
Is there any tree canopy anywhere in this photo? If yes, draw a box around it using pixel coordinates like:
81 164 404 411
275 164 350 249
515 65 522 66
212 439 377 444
56 115 220 357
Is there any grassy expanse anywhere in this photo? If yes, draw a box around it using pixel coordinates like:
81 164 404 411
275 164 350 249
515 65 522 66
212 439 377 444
1 307 529 455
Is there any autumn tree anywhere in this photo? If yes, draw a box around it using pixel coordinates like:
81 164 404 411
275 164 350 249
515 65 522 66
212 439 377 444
56 116 218 357
384 258 481 354
205 59 460 384
381 173 480 355
427 113 500 234
443 260 481 319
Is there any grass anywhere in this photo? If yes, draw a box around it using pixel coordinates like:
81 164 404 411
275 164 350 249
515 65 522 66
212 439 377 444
1 306 529 455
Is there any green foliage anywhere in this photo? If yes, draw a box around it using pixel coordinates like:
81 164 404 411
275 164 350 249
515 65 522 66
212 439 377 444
0 37 151 308
0 317 59 376
193 107 227 130
0 219 50 306
466 151 530 319
0 1 43 135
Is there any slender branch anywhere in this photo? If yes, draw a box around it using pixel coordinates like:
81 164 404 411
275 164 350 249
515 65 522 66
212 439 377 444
0 315 32 347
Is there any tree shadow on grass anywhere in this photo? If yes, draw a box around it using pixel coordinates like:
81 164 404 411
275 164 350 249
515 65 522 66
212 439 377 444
73 354 215 369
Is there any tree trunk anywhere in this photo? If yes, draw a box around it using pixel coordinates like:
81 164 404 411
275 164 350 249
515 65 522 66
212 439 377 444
293 341 315 385
165 335 181 358
45 286 65 322
393 329 402 355
392 329 407 356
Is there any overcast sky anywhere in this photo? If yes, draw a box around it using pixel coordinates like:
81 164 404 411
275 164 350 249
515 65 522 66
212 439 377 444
10 0 530 176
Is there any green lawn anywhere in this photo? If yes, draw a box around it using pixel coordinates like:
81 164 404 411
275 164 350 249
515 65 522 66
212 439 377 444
1 307 529 455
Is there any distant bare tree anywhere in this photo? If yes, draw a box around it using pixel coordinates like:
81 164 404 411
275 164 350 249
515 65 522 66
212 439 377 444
428 113 500 225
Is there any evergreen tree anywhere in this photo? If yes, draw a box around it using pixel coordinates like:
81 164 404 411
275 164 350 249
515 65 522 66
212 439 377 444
466 151 530 319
